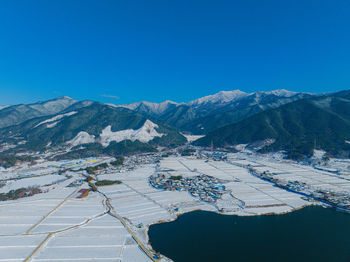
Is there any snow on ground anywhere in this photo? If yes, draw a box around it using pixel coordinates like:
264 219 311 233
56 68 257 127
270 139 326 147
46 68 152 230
177 158 309 215
100 120 164 147
0 176 153 262
2 154 349 262
312 149 326 159
97 156 312 248
183 134 204 143
0 174 66 194
66 131 95 146
32 214 151 262
34 111 77 128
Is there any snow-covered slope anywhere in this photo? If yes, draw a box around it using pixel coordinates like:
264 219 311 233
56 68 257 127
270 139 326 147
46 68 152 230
66 119 164 147
29 96 77 113
67 131 96 147
258 89 298 97
35 111 77 128
0 96 78 128
0 102 186 153
188 90 249 106
119 89 311 113
115 89 316 134
100 120 164 147
118 100 179 115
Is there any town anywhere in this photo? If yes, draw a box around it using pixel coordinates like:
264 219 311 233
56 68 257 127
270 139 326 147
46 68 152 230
149 173 228 204
1 147 350 261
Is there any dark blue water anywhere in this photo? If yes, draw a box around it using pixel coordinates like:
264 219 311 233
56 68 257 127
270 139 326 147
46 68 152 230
148 207 350 262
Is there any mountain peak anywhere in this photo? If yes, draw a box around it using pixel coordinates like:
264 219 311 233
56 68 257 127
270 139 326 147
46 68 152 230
257 89 299 97
0 96 78 129
188 90 249 106
118 100 178 115
54 96 76 101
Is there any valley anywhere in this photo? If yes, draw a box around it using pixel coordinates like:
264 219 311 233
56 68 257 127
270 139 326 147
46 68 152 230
1 147 349 261
2 2 349 260
1 89 350 261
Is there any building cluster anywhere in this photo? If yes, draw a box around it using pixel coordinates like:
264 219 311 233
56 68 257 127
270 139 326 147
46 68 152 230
124 153 161 167
82 154 161 176
313 189 350 210
255 170 350 212
196 150 228 161
149 173 228 203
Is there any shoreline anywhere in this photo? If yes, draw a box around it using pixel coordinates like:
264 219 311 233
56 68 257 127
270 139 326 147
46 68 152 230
143 201 318 261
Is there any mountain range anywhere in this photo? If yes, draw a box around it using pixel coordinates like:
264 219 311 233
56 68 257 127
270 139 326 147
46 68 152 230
1 89 350 160
0 96 80 129
195 90 350 159
118 89 314 134
0 101 186 158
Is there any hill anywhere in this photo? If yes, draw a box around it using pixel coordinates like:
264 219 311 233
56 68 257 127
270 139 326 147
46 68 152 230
0 102 186 157
195 91 350 159
118 89 314 134
0 96 79 128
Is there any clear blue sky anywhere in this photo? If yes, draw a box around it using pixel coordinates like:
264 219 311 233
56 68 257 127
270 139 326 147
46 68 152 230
0 0 349 105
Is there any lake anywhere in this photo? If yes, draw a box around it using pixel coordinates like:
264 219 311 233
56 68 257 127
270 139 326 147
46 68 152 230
148 206 350 262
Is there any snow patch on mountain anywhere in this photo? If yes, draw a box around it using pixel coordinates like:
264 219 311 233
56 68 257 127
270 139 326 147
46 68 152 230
67 132 96 147
99 120 164 147
105 103 118 108
35 111 77 128
258 89 298 97
118 89 308 116
29 96 77 114
188 90 249 106
183 134 204 142
46 122 59 128
119 100 179 114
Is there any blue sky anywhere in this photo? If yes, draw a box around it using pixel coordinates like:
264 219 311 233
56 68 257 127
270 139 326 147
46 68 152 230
0 0 349 105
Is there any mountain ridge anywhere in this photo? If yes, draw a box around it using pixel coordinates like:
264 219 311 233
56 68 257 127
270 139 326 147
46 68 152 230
0 96 79 129
195 91 350 159
0 102 186 156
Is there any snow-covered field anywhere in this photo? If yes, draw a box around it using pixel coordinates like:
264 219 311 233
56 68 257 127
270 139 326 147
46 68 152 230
243 158 350 194
155 157 310 216
0 180 153 261
1 154 349 261
0 174 66 194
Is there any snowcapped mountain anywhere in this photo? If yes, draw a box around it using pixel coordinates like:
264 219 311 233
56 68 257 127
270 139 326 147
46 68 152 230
0 102 186 155
0 89 318 156
0 96 78 128
257 89 298 97
117 100 179 116
117 89 315 134
195 90 350 160
188 90 249 106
